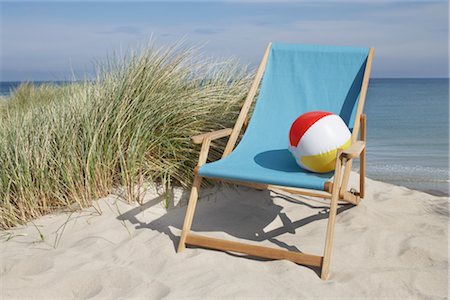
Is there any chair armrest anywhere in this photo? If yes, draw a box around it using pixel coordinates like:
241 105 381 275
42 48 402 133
341 141 365 159
191 128 233 144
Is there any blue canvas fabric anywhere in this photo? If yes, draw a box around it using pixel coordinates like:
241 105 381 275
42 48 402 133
199 43 369 190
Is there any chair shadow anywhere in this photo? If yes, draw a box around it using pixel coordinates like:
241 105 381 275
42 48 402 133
254 149 301 172
253 149 332 179
116 184 353 275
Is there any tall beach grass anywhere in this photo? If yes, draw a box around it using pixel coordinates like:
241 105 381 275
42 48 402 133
0 43 252 228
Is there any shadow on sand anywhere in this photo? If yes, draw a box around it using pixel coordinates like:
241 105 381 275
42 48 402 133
117 184 353 275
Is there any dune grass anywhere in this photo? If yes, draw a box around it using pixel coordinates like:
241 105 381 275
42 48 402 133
0 43 252 229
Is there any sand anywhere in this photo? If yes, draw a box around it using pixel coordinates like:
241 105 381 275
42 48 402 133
1 173 448 299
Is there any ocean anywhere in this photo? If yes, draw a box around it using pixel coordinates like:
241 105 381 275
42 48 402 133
1 79 448 196
0 81 70 97
0 81 22 97
363 78 448 196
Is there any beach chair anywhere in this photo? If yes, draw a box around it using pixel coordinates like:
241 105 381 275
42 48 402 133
178 43 374 280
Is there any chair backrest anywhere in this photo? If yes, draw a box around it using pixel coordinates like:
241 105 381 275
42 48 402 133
233 43 371 154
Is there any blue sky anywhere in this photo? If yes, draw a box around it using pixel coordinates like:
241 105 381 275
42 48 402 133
0 1 448 81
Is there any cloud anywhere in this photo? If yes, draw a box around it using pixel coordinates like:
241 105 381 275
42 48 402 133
0 1 447 80
193 28 223 35
101 26 142 35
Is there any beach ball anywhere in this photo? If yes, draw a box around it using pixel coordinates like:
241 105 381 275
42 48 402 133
288 111 351 173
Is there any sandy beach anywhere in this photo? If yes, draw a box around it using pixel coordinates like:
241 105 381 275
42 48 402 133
1 173 448 299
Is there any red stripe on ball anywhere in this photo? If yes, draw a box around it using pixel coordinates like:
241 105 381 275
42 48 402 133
289 111 333 147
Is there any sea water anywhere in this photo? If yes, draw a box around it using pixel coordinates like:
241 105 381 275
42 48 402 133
0 81 70 97
0 81 21 97
1 79 448 195
363 78 448 196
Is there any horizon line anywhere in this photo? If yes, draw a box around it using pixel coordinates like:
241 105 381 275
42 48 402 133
0 77 449 83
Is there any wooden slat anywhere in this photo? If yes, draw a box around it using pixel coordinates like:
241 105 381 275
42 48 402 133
222 43 272 157
321 149 343 280
218 179 332 199
338 140 365 199
197 139 212 167
341 191 360 205
269 185 332 199
178 175 203 253
339 157 352 199
341 141 365 159
340 48 373 198
351 48 374 143
185 233 323 267
179 127 214 252
191 128 233 144
360 114 367 198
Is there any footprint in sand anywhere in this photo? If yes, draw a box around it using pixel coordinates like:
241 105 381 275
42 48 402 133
71 281 103 299
7 257 54 276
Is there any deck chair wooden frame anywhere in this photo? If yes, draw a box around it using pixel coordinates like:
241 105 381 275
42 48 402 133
178 43 374 280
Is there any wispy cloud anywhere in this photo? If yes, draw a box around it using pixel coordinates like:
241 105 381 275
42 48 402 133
0 1 447 80
101 26 142 35
193 28 223 35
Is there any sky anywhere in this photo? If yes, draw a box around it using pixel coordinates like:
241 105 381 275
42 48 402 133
0 1 448 81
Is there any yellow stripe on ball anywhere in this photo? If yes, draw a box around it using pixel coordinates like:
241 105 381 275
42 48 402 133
300 138 351 173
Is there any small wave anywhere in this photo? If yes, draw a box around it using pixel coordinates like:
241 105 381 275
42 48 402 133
362 163 448 178
380 178 450 184
354 162 449 195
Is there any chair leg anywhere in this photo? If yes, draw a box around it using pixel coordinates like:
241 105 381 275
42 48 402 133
360 113 366 199
321 155 343 280
360 148 366 199
339 159 352 199
178 175 203 253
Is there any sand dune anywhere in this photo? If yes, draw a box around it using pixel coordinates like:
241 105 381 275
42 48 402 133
1 173 448 299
